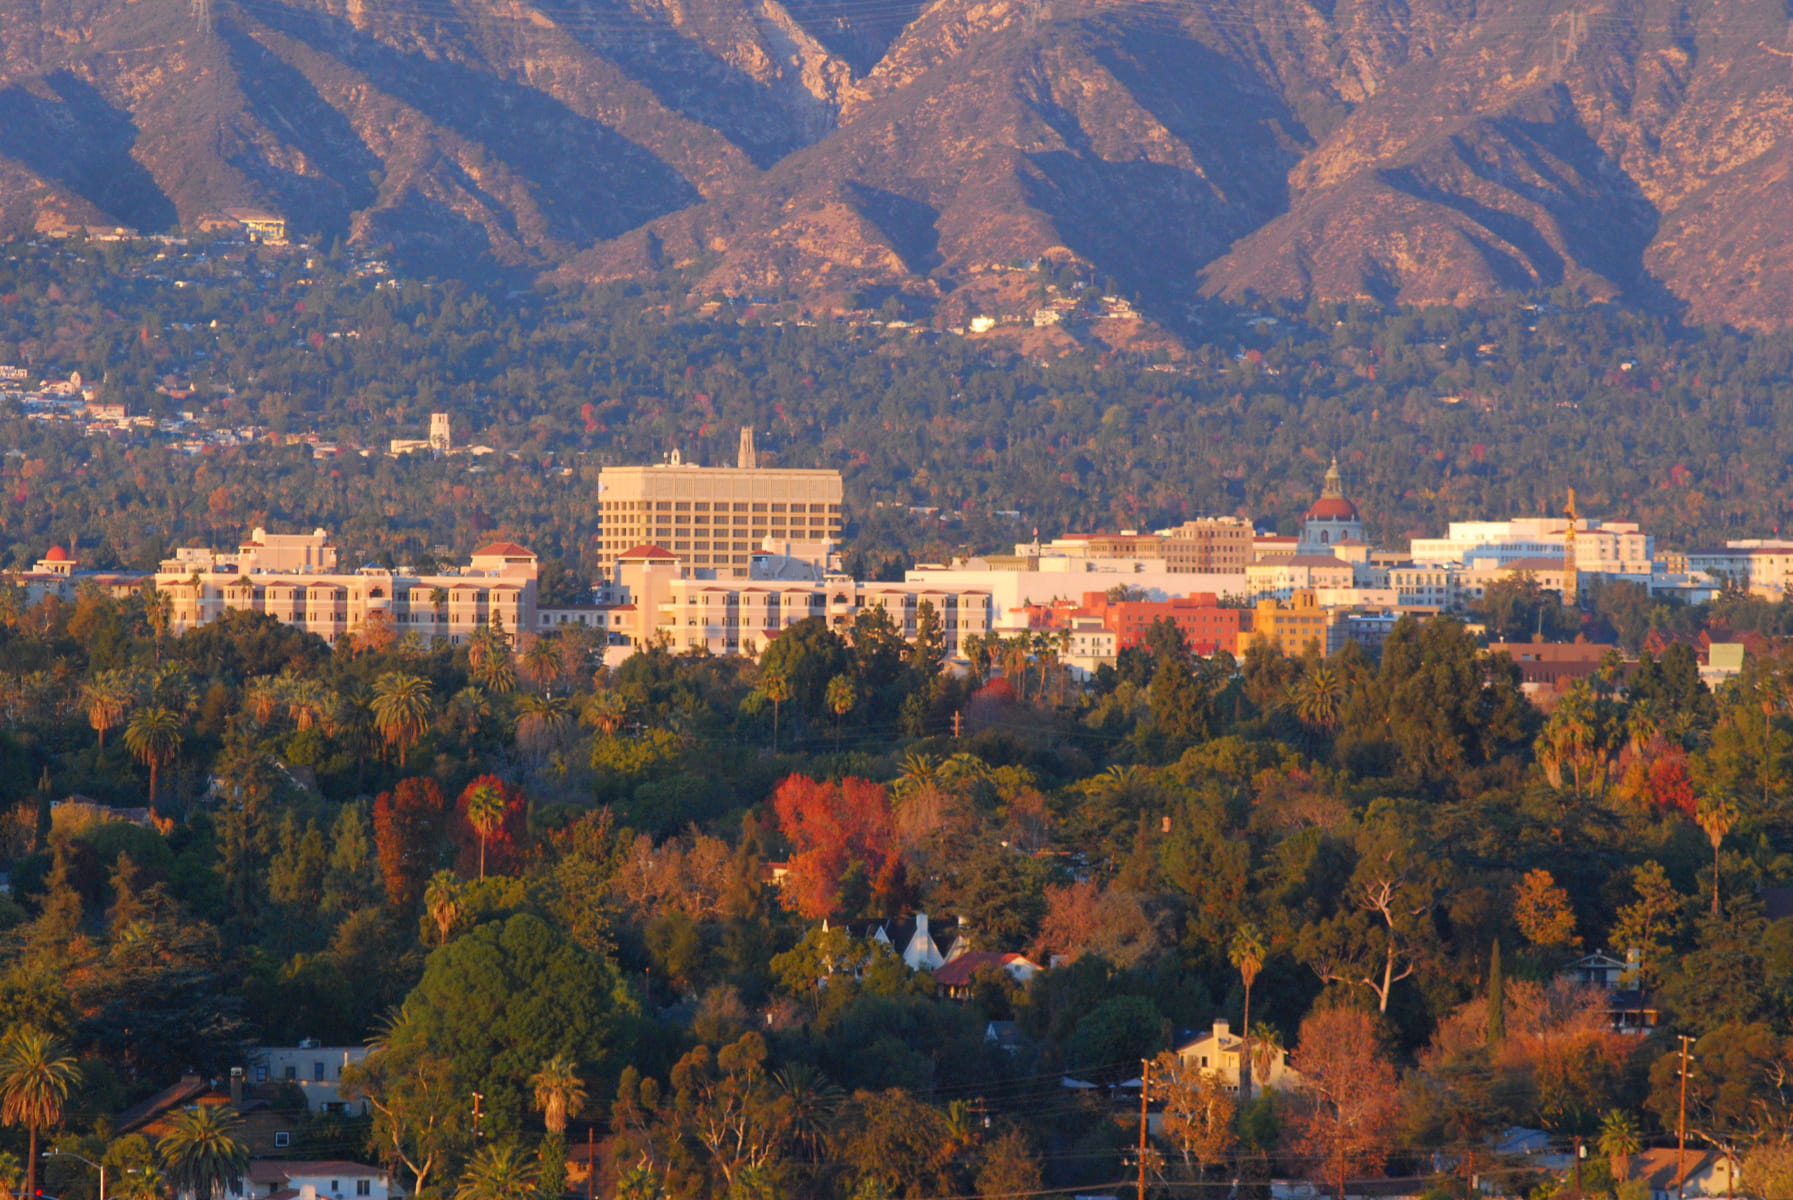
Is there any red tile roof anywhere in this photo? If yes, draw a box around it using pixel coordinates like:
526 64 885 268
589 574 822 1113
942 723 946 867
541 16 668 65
473 541 534 557
618 544 678 560
932 951 1039 988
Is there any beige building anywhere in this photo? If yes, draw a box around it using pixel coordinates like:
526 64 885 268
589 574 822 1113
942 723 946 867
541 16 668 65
1174 1019 1303 1094
597 543 990 659
154 528 539 646
598 441 843 577
1163 517 1254 573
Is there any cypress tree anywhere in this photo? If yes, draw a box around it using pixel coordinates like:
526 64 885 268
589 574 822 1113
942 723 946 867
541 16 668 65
1487 938 1505 1045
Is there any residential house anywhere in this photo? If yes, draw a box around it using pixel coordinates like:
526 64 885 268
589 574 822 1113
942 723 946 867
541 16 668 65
231 1161 394 1200
250 1044 369 1115
931 951 1042 999
1174 1019 1304 1093
1559 949 1659 1034
114 1074 299 1156
1628 1148 1737 1200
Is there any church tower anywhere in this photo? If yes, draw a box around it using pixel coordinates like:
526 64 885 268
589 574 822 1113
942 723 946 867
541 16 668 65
1298 457 1363 554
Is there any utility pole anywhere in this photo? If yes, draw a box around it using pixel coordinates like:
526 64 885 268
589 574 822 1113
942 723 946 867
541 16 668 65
1138 1057 1151 1200
587 1127 596 1200
1677 1035 1695 1199
1572 1136 1583 1199
952 710 962 739
472 1091 486 1144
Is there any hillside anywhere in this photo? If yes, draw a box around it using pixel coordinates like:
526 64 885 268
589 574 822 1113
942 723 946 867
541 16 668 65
4 0 1793 326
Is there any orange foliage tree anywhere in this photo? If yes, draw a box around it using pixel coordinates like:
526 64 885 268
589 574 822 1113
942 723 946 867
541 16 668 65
770 775 903 919
373 778 450 909
1289 1008 1399 1200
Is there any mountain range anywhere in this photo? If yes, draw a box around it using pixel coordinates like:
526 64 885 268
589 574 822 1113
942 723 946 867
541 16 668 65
4 0 1793 327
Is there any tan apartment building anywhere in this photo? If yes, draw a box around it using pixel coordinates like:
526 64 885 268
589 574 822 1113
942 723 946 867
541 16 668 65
598 441 843 577
154 528 539 646
1163 517 1254 573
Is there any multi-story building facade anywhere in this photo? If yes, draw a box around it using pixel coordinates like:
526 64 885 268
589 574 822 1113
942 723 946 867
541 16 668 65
1411 517 1656 575
1685 540 1793 597
597 442 843 578
1163 517 1254 573
154 528 539 645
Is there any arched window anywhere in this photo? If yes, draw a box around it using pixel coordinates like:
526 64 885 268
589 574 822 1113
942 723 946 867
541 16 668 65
1320 530 1330 544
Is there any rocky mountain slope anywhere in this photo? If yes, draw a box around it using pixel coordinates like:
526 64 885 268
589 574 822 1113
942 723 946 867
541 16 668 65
4 0 1793 326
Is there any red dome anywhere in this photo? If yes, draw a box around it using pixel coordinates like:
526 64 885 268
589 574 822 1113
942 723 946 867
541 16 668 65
43 545 69 562
1305 497 1359 521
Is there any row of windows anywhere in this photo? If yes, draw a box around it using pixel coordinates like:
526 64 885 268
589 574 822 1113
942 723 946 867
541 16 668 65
603 500 841 513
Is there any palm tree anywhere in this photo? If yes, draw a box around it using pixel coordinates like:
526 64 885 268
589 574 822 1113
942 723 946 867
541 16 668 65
423 870 464 944
454 1142 543 1200
284 677 330 733
1695 796 1739 916
1599 1109 1641 1187
759 667 791 752
430 586 449 636
463 781 508 880
1229 923 1268 1103
585 690 629 738
826 674 857 750
123 705 184 809
468 624 516 694
370 673 433 768
520 637 565 694
531 1054 588 1137
81 669 134 749
515 693 573 754
243 677 281 726
0 1027 80 1199
1293 665 1346 730
774 1063 843 1164
157 1104 249 1200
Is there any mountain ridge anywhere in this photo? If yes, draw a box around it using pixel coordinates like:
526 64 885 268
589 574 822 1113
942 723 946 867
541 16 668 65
4 0 1793 327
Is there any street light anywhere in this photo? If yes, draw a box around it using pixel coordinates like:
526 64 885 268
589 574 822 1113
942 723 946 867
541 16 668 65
42 1148 105 1200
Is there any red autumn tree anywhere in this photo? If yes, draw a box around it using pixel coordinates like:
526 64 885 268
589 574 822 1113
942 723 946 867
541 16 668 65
451 775 529 878
372 777 450 908
1289 1007 1400 1200
770 775 900 919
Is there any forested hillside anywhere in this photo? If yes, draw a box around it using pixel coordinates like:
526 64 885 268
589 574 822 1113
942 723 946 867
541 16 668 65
1 568 1793 1199
5 238 1793 580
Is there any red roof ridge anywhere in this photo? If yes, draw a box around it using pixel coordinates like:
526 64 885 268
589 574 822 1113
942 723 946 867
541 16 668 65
473 541 534 557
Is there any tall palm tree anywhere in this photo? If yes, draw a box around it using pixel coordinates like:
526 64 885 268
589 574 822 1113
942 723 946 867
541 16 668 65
81 670 134 749
423 870 464 944
454 1142 543 1200
123 705 184 809
774 1063 843 1164
1229 924 1268 1103
463 781 508 880
157 1104 249 1200
370 673 433 768
826 674 857 750
0 1027 81 1199
430 586 450 635
531 1054 587 1137
760 668 790 751
1695 796 1739 916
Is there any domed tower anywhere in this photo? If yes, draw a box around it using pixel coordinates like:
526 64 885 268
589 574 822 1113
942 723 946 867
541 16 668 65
1298 457 1363 554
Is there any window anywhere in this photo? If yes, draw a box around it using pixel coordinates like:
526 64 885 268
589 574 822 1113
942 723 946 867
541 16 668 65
255 1066 268 1083
356 1183 372 1197
275 1131 291 1148
285 1065 297 1081
315 1060 326 1081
